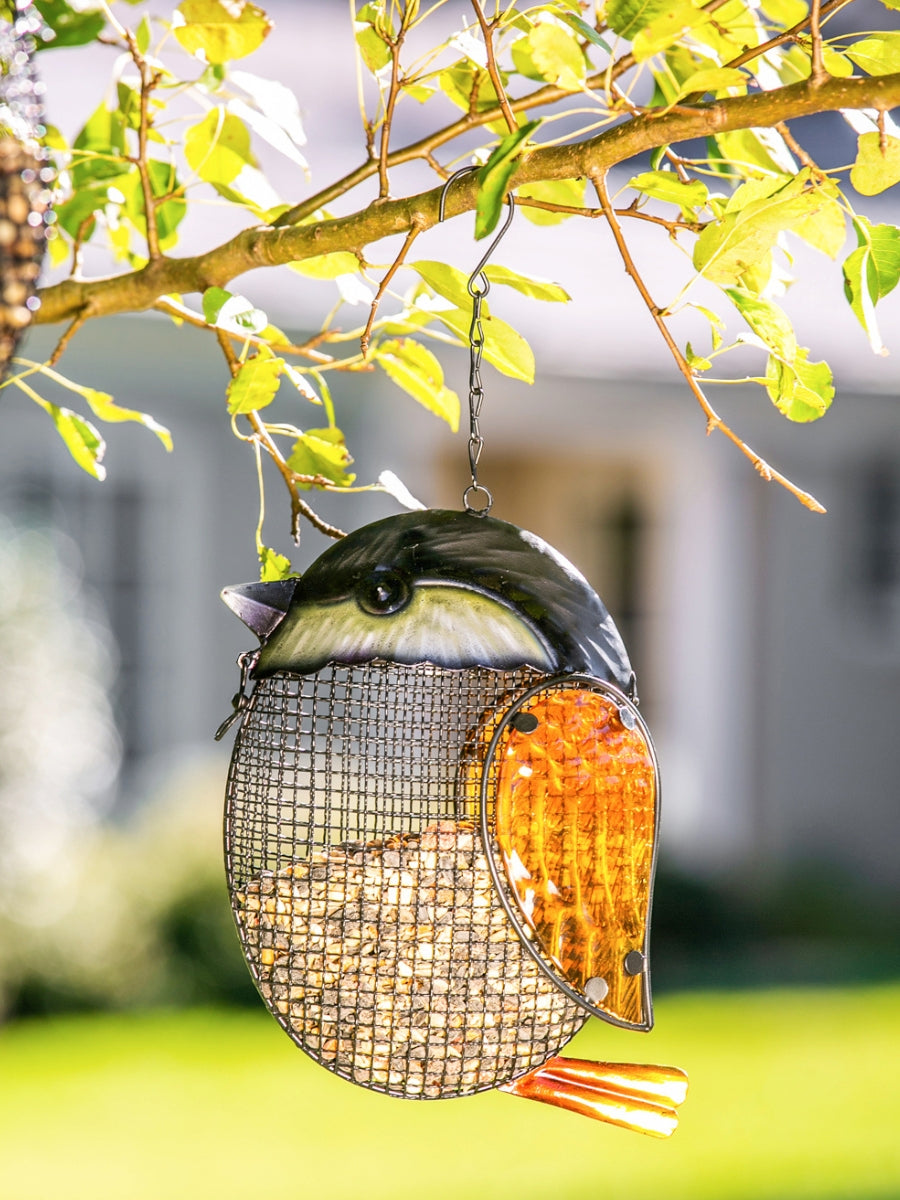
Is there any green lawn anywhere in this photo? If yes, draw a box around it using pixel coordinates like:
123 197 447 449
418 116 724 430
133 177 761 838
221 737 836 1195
1 985 898 1200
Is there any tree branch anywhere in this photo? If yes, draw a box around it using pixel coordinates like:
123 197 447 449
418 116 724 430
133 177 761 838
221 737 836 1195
470 0 518 135
36 71 900 327
592 173 826 513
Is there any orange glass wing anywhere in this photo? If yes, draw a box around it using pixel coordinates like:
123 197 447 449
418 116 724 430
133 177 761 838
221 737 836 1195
487 686 658 1029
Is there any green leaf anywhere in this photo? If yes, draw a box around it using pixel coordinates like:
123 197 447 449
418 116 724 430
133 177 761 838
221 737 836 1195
289 252 361 279
258 545 294 582
432 307 535 384
203 287 267 333
685 343 712 370
790 181 845 258
411 260 569 305
475 120 540 240
71 102 127 188
287 428 356 489
27 362 174 451
136 13 152 54
185 108 254 184
726 287 797 359
759 0 808 25
727 287 832 421
375 339 460 430
511 24 586 90
629 170 708 216
711 128 796 178
27 390 107 479
517 178 586 224
842 218 900 354
555 11 612 50
845 34 900 76
693 171 831 285
765 350 834 422
606 0 674 39
119 160 186 249
354 2 392 73
850 133 900 196
669 66 747 99
33 0 105 50
202 286 232 324
226 350 284 414
174 0 272 64
632 1 713 61
482 264 570 302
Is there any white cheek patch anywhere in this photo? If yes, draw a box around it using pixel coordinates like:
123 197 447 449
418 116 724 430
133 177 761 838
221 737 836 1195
262 585 556 673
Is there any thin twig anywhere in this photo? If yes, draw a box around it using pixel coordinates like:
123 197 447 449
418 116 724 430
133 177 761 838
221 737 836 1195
516 195 704 234
378 33 407 198
48 309 90 366
592 172 826 513
216 329 347 541
726 0 851 70
360 220 424 356
470 0 518 134
809 0 827 84
775 120 828 177
122 27 162 260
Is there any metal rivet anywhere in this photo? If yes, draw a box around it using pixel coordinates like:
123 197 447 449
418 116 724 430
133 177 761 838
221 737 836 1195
510 711 539 734
624 950 646 976
584 976 609 1004
619 706 637 730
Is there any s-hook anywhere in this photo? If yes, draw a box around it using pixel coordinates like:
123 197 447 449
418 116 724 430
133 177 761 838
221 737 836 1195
438 166 516 516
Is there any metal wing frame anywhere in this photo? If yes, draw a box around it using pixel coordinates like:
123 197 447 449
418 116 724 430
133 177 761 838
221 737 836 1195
478 673 661 1031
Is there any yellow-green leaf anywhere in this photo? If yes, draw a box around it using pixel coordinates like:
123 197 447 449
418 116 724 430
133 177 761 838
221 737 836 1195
791 183 845 258
28 392 107 479
693 171 830 284
24 362 173 450
185 108 254 184
712 128 796 178
258 545 294 581
475 120 540 240
287 427 356 488
174 0 271 64
607 0 675 39
512 24 585 90
670 65 746 99
765 350 833 422
432 307 535 384
375 338 460 430
632 0 712 61
289 252 362 279
629 169 708 216
846 34 900 76
517 178 586 225
226 350 284 414
759 0 807 25
850 133 900 196
411 260 568 305
842 217 900 354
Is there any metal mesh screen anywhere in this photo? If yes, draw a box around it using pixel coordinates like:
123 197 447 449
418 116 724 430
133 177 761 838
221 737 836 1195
225 661 586 1099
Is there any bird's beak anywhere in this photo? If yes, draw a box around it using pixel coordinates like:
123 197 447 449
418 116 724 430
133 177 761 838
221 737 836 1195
221 579 298 640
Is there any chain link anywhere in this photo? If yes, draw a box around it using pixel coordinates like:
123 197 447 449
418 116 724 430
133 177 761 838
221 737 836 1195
438 167 516 517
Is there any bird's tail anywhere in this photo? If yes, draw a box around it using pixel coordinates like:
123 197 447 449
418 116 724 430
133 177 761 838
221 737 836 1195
500 1057 689 1137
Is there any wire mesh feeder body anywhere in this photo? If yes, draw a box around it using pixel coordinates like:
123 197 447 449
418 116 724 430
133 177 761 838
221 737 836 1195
220 510 663 1105
226 663 590 1098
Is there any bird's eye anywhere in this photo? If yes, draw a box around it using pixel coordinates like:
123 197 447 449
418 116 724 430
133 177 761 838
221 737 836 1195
356 570 411 616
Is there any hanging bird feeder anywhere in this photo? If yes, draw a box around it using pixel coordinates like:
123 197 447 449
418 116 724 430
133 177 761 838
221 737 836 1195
0 1 52 380
217 173 688 1136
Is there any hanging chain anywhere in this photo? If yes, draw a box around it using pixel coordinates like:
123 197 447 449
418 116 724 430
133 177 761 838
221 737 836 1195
465 273 491 514
438 167 517 517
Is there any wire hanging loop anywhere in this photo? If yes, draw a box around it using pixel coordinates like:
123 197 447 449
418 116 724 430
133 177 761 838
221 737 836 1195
438 166 517 517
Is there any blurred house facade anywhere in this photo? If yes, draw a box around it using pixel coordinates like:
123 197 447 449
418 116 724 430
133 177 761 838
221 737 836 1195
2 312 899 900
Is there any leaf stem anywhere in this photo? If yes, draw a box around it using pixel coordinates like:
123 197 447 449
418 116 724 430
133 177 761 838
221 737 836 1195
360 219 424 356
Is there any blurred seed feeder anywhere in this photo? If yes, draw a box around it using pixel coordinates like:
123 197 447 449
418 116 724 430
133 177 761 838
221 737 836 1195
217 509 688 1135
217 172 687 1133
0 1 53 380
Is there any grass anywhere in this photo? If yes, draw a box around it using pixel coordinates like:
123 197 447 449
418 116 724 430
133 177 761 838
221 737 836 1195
0 985 898 1200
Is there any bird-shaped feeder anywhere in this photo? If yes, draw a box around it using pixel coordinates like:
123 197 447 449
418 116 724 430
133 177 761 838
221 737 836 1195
0 1 52 379
217 174 688 1135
